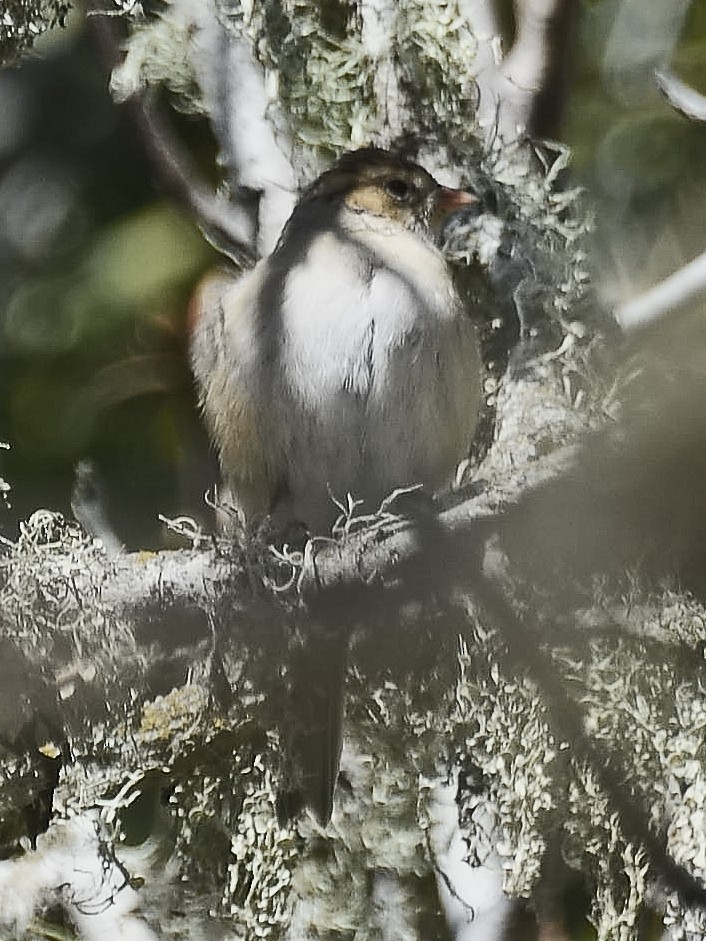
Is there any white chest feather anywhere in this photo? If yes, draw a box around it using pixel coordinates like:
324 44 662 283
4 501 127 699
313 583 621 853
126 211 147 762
264 211 478 523
279 216 458 405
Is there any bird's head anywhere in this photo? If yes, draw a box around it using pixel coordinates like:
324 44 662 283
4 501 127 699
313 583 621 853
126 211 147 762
302 147 477 238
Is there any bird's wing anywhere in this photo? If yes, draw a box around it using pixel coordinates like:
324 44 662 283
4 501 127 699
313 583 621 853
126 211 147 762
189 268 284 521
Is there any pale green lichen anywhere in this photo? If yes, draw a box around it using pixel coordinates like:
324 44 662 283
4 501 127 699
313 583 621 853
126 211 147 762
225 766 296 935
56 685 296 937
109 7 203 108
452 606 706 936
0 510 135 677
453 628 557 899
240 0 481 167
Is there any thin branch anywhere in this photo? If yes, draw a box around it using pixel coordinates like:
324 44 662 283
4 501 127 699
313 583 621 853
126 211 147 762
458 0 507 142
500 0 577 138
656 66 706 123
461 0 577 144
88 6 257 268
172 0 297 254
615 247 706 330
130 93 257 268
521 0 578 138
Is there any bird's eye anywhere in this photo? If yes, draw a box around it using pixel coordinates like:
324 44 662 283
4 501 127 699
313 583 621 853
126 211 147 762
384 178 412 202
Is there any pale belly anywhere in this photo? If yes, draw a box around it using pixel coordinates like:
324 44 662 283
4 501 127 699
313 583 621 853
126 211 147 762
274 242 480 531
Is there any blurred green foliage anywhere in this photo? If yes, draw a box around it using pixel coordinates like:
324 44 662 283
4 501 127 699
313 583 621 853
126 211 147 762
0 19 217 546
563 0 706 305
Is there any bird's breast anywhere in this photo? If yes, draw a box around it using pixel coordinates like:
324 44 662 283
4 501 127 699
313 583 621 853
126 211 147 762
278 227 457 401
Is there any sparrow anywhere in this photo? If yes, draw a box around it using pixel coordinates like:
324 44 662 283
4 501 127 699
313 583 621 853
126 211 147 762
190 147 481 535
190 147 482 821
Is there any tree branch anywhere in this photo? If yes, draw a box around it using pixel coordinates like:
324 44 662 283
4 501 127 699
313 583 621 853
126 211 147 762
656 66 706 123
170 0 298 255
615 247 706 330
462 0 578 144
89 6 258 268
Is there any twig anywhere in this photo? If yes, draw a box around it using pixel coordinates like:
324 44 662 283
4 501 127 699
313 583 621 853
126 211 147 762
172 0 297 254
656 66 706 123
88 5 257 268
130 93 257 268
462 0 577 143
516 0 578 138
615 247 706 330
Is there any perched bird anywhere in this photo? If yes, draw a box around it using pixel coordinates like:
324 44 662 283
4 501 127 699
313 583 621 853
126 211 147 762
190 147 481 535
190 147 482 821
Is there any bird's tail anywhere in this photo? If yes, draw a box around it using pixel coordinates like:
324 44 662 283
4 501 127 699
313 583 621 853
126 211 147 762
280 624 348 825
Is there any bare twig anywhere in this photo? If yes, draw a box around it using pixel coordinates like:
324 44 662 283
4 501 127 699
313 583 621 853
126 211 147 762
461 0 577 143
171 0 297 255
656 66 706 123
132 92 257 267
515 0 578 138
615 247 706 330
88 5 257 268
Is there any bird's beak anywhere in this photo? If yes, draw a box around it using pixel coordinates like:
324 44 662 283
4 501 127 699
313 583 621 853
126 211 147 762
430 186 478 233
436 187 478 214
